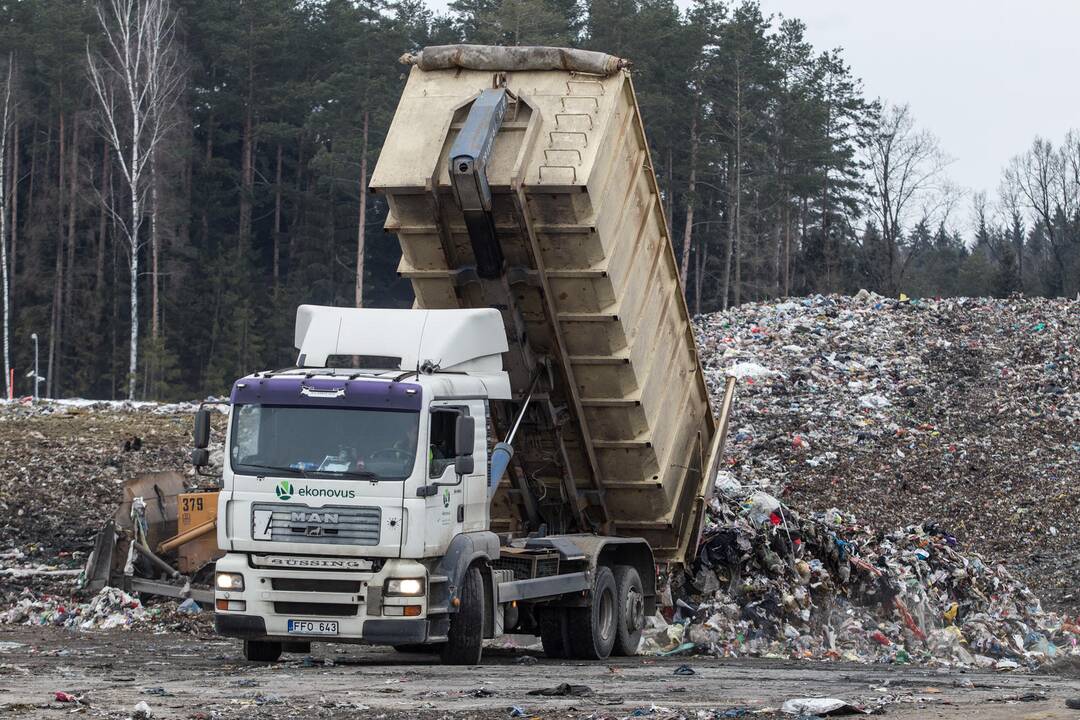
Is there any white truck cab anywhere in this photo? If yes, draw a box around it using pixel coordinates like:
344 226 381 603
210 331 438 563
212 307 528 661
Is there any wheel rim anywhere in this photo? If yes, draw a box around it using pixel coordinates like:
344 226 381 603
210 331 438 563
599 587 616 642
624 586 644 633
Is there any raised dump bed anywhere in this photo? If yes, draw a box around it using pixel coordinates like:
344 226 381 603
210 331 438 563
371 47 732 564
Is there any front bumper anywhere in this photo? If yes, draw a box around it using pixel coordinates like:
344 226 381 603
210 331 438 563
215 613 429 645
213 552 443 645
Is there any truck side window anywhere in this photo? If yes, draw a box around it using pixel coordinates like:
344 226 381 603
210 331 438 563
429 407 465 478
232 405 262 463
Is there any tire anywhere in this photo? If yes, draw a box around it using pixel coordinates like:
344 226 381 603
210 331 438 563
243 640 282 662
538 607 571 659
440 565 484 665
567 566 618 660
612 565 645 656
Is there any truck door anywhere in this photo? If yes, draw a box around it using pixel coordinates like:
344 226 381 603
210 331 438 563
423 403 468 553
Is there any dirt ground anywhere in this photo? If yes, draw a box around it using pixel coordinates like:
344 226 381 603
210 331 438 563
2 626 1079 720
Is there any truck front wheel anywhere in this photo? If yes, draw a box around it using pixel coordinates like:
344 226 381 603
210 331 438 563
243 640 282 662
612 565 644 656
568 565 617 660
440 565 484 665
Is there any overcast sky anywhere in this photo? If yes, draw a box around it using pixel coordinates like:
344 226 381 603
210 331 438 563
754 0 1080 198
428 0 1080 200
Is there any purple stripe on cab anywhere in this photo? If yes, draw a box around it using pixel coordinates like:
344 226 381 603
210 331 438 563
230 377 422 411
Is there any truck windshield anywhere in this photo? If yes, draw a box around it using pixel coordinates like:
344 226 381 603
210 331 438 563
230 405 419 480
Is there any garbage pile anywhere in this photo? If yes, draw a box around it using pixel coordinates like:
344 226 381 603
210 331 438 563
0 587 208 634
694 294 1079 611
654 478 1080 667
0 586 210 633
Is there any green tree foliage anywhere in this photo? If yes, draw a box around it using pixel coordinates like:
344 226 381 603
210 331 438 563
0 0 1069 401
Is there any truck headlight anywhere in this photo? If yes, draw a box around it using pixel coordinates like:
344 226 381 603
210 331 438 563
215 572 245 591
385 578 425 596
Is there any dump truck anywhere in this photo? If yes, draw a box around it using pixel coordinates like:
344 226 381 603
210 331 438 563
203 45 736 664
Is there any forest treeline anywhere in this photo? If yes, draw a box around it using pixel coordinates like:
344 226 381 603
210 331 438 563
0 0 1077 401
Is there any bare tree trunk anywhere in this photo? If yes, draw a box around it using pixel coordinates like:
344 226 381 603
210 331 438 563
721 155 734 311
26 118 37 263
64 115 79 339
128 168 140 398
200 71 213 248
287 133 304 279
48 112 66 399
665 147 673 234
782 202 791 296
97 144 109 293
773 212 781 297
150 146 159 339
355 112 368 308
694 236 707 316
9 109 18 309
238 44 254 255
0 55 11 398
273 142 282 287
678 112 698 290
732 71 744 307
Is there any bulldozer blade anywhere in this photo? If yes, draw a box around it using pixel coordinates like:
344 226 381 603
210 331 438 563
82 519 119 594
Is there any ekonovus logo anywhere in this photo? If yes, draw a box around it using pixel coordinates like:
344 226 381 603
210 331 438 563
275 480 294 500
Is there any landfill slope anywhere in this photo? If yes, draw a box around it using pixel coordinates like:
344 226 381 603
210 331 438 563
694 294 1079 612
0 402 193 553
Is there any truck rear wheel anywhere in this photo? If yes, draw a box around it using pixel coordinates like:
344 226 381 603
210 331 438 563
539 607 571 658
612 565 644 656
567 565 617 660
243 640 282 662
440 565 484 665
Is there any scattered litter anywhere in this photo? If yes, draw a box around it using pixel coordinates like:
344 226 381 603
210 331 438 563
509 706 526 717
54 691 77 703
176 598 202 615
673 665 696 676
253 693 284 705
527 683 592 697
132 700 153 719
780 697 869 715
515 655 539 665
140 687 174 697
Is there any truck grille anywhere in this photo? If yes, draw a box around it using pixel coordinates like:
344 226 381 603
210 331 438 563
270 578 364 593
251 503 381 546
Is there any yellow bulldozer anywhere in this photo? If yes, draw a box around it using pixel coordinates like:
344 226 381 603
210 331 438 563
82 471 222 605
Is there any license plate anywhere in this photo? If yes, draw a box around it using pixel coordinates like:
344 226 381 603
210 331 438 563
287 619 338 635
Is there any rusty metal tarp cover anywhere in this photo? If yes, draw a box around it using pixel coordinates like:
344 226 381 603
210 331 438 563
400 45 629 76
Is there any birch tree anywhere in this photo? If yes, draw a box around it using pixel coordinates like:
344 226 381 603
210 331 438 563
0 54 13 399
86 0 182 399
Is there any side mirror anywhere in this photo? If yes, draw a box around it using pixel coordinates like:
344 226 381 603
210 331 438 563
454 415 475 475
193 408 211 449
454 415 475 457
455 454 474 476
191 448 210 468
